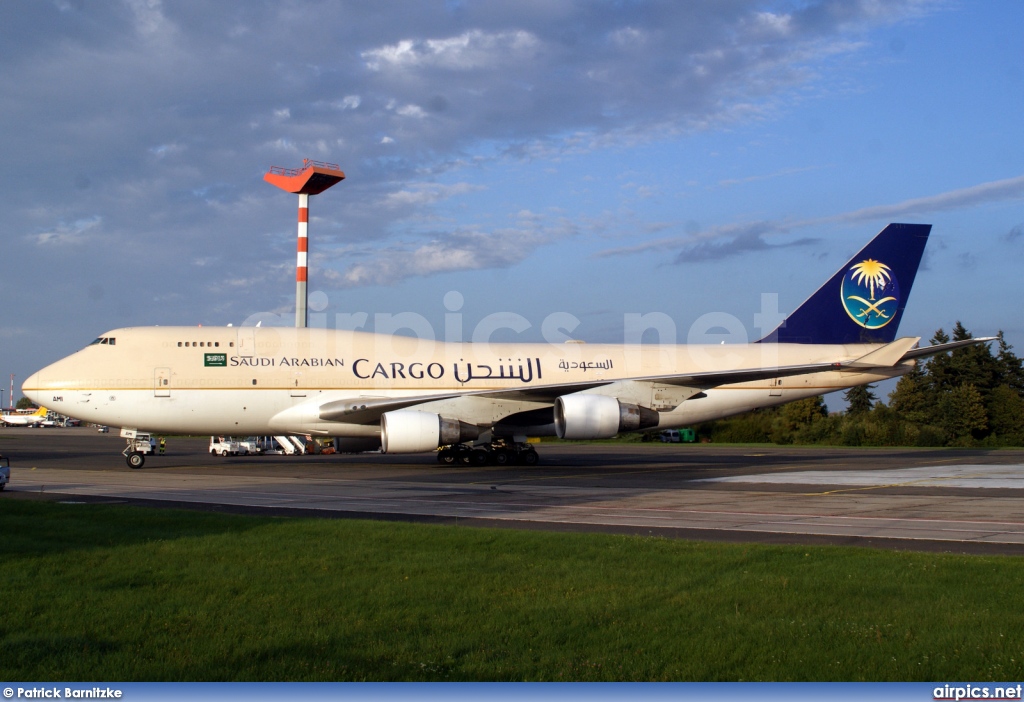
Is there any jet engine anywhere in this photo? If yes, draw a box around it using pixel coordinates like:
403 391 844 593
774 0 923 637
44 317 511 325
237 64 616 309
380 410 481 454
554 394 660 440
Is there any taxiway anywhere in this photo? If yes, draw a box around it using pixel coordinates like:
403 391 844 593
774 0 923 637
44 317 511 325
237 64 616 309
3 427 1024 554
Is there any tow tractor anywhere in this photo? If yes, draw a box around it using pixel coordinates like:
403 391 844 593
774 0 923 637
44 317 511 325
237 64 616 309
0 454 10 490
121 428 154 469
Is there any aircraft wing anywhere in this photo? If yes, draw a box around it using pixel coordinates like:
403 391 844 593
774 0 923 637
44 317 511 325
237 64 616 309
319 359 848 425
318 336 995 425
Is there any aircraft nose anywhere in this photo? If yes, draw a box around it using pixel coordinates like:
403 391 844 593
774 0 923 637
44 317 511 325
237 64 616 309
21 369 45 407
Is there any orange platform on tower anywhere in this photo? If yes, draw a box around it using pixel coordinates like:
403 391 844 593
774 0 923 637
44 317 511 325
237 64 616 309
263 159 345 195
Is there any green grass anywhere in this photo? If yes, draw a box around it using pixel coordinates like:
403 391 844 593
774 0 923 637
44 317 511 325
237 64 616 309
2 500 1023 681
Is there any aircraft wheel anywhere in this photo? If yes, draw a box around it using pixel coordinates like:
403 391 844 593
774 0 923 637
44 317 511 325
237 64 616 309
438 450 456 464
520 449 539 466
491 449 511 466
470 449 490 466
127 452 145 469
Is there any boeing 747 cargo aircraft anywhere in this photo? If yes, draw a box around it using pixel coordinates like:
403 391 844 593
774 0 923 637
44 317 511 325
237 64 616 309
23 224 990 468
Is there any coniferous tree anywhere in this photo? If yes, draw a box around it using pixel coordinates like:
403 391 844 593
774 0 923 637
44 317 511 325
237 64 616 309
994 332 1024 394
939 384 988 446
772 396 827 444
844 384 876 416
889 364 934 425
987 384 1024 445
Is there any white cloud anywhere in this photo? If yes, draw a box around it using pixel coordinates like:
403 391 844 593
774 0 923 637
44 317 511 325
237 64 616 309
381 182 485 209
31 216 102 246
396 104 427 119
831 174 1024 223
334 95 361 110
123 0 175 38
609 27 647 47
329 215 578 287
362 29 539 71
595 173 1024 260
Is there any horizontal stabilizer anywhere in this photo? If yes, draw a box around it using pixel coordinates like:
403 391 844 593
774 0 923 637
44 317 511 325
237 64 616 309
899 336 997 362
846 337 920 368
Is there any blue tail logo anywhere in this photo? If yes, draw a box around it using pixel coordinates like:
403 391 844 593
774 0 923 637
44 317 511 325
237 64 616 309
841 258 900 329
760 223 930 345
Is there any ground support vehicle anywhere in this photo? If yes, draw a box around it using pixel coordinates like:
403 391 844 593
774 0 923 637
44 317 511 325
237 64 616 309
0 455 9 490
209 436 242 456
236 437 263 455
659 428 697 443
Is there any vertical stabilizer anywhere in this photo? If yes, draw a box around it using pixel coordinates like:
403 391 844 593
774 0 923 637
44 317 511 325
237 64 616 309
760 223 930 344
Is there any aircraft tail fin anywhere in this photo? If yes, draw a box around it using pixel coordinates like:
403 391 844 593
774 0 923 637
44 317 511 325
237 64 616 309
759 223 931 345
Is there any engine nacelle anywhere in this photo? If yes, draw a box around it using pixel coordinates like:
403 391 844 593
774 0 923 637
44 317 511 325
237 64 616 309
554 394 660 440
380 410 480 454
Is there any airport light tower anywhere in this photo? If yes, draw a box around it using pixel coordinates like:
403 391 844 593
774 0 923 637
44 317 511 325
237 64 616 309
264 159 346 327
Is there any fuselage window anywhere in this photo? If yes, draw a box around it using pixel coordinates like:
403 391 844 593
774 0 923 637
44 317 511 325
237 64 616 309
177 342 182 347
215 342 220 347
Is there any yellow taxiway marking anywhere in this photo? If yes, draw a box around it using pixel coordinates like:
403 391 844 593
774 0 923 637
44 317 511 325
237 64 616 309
802 470 1000 496
466 464 722 486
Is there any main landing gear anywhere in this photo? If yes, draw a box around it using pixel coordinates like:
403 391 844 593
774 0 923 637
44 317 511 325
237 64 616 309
437 440 539 466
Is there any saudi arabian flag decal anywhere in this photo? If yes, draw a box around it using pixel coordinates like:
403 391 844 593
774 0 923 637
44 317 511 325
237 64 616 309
204 353 227 367
841 258 901 329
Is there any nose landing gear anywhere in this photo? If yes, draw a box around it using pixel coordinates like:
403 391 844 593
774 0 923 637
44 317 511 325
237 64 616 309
121 432 154 469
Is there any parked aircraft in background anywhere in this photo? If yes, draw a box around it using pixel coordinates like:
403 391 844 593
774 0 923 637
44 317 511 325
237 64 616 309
2 406 50 427
22 224 991 468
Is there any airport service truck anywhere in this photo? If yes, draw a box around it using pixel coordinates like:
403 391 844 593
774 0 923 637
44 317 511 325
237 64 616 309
209 436 242 456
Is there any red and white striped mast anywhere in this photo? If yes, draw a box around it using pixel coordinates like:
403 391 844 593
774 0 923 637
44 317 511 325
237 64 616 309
264 159 346 327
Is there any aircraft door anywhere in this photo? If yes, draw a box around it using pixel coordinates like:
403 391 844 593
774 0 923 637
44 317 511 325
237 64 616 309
237 328 256 355
155 367 171 397
769 378 783 397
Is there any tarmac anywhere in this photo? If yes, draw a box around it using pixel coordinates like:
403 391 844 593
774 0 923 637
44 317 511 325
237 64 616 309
4 426 1024 555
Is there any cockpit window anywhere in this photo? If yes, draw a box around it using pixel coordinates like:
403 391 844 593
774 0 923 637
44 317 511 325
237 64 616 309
90 338 103 345
89 337 116 346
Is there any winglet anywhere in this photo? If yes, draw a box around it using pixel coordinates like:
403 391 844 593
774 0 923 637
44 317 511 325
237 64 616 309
760 223 931 344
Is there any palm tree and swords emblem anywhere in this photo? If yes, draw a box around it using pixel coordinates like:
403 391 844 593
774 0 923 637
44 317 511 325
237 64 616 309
841 258 901 329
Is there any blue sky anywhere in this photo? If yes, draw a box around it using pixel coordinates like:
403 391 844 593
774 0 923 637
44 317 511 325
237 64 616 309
1 1 1022 406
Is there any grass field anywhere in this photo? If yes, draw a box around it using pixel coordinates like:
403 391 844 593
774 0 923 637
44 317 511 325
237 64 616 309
2 500 1023 681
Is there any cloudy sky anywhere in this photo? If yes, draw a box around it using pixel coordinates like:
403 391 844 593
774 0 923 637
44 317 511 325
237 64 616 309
2 0 1023 404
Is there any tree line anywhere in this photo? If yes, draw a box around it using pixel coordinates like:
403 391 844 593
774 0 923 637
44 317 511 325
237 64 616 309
694 322 1024 447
